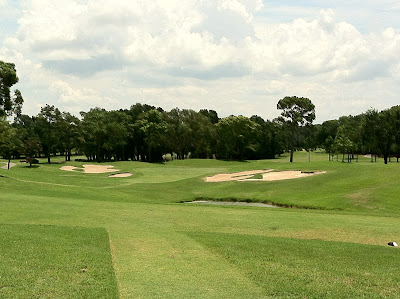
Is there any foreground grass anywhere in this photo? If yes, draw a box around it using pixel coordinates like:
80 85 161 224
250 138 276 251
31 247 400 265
0 224 118 298
190 232 400 298
1 152 400 297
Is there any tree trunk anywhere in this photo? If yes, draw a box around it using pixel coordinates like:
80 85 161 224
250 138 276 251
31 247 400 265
290 148 294 163
384 153 388 164
342 153 344 163
8 158 10 170
148 145 152 163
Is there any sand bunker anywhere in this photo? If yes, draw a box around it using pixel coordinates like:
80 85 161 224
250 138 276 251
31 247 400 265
60 164 120 174
60 164 133 177
205 169 325 182
1 162 16 170
205 169 273 182
108 173 133 178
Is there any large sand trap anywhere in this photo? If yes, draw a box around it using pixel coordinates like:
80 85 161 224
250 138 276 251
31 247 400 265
205 169 273 182
60 164 120 174
205 169 325 182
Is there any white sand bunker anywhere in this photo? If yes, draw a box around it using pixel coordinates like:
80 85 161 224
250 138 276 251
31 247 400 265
108 173 133 178
205 169 325 182
205 169 273 182
61 164 120 174
1 162 16 170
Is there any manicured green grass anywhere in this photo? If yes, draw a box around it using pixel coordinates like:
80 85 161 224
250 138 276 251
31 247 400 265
1 152 400 298
0 224 118 298
5 152 400 215
189 232 400 298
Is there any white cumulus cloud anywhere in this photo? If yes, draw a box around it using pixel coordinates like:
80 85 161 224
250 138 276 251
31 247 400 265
1 1 400 121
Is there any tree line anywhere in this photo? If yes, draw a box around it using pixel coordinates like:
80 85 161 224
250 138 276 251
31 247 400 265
0 103 286 164
1 59 400 165
314 106 400 164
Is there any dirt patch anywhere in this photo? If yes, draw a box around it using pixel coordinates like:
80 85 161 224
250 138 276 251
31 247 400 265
60 165 120 174
205 170 325 182
108 173 133 178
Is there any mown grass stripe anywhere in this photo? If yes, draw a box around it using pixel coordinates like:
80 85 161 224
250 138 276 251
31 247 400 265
0 224 118 299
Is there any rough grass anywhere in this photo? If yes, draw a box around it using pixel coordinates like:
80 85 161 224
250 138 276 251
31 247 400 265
0 224 118 298
1 152 400 297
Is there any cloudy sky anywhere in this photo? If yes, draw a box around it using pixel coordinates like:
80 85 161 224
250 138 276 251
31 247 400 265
1 0 400 122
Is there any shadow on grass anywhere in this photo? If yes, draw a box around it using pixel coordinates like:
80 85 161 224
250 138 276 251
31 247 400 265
24 165 40 168
181 197 339 211
221 159 250 163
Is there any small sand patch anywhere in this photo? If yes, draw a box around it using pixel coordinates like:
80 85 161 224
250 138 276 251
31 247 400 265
205 170 325 182
1 162 16 170
108 173 133 178
60 164 120 174
60 166 77 172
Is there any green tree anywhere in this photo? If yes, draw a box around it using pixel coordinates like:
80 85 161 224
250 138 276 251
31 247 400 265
199 109 219 124
135 109 167 162
187 111 216 159
0 61 23 117
216 115 260 160
390 106 400 162
317 120 339 160
165 109 216 159
123 103 160 161
0 119 22 168
103 110 129 161
35 105 61 163
250 115 282 159
59 112 80 161
23 137 41 167
333 126 354 163
165 108 192 159
363 109 395 164
79 108 130 162
277 96 315 163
